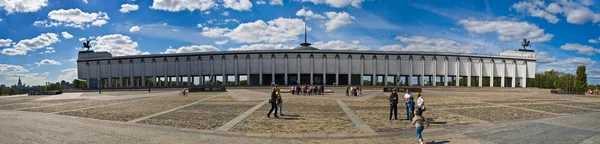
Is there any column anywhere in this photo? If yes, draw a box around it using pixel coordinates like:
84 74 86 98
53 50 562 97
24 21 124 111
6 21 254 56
479 59 483 87
86 62 91 88
164 59 168 87
372 56 376 86
348 56 352 86
175 59 180 86
335 56 339 85
421 57 425 86
284 55 288 85
396 56 400 86
153 59 157 87
107 62 112 88
129 60 134 88
141 60 145 88
384 57 389 86
444 57 448 86
297 55 300 85
188 58 192 86
272 55 275 85
222 56 226 86
522 62 527 88
467 59 471 87
119 62 124 88
490 60 494 87
310 55 314 85
97 62 101 88
362 56 366 86
456 59 460 86
234 56 239 86
198 57 203 86
247 56 250 86
210 56 214 85
433 57 437 86
323 55 326 85
408 57 412 86
501 60 505 87
259 55 263 85
512 61 516 87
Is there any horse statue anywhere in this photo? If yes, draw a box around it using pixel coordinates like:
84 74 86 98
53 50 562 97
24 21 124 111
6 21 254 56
521 39 531 49
82 40 92 51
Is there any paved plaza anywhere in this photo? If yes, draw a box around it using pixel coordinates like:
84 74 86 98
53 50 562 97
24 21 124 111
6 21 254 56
1 87 599 143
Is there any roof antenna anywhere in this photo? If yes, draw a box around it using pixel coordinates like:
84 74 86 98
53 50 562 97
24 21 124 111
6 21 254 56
300 23 311 47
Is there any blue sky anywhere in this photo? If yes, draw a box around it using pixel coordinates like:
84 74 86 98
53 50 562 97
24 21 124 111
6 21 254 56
1 0 600 85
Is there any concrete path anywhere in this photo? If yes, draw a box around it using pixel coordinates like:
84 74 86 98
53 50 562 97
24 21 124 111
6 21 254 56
127 94 221 123
1 110 599 143
216 100 269 132
336 100 375 133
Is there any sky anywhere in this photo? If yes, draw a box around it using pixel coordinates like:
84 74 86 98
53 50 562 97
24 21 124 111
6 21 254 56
1 0 600 86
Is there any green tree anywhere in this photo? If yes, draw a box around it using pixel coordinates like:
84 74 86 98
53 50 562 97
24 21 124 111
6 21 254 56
576 66 587 91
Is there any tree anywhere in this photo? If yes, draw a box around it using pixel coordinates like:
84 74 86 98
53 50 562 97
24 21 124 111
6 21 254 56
576 66 587 91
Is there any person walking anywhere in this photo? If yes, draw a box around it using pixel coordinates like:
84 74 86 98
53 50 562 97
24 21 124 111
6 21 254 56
389 89 399 120
267 89 279 118
346 86 350 96
404 89 414 120
412 109 426 144
276 88 285 116
416 92 425 116
291 86 295 95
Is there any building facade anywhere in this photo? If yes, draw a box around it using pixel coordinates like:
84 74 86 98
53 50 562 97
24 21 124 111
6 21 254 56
77 49 536 88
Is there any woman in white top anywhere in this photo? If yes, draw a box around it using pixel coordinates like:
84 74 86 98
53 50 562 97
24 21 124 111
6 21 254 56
416 92 425 116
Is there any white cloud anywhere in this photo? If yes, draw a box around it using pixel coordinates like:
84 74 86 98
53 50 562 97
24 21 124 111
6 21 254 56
511 0 600 25
0 39 12 47
221 11 229 16
61 31 74 39
589 39 599 44
171 29 179 32
4 72 50 85
89 34 149 56
40 47 55 54
56 68 78 82
300 0 364 8
535 51 556 63
151 0 216 12
324 11 355 31
313 40 370 50
256 0 266 4
224 17 306 43
78 37 86 42
215 40 228 45
560 43 600 55
163 45 219 54
269 0 283 5
0 0 48 14
201 27 230 38
129 25 141 33
228 43 293 51
1 33 59 56
0 64 29 75
120 4 139 13
33 8 110 29
547 57 596 67
296 8 325 19
379 35 484 53
34 59 61 66
458 19 554 42
83 0 88 4
223 0 252 11
197 23 203 28
0 18 3 22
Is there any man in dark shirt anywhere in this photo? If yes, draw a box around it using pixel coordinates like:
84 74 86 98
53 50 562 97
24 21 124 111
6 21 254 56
389 89 399 120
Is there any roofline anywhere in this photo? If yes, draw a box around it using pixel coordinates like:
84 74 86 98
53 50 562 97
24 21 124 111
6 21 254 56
77 50 536 62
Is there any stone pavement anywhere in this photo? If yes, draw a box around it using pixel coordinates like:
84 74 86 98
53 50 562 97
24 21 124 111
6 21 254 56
1 110 599 143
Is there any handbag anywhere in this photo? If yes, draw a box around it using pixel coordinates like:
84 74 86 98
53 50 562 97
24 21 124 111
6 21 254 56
421 104 426 111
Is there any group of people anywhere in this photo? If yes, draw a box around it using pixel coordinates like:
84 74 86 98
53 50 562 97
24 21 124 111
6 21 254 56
267 88 284 118
587 89 600 95
346 86 362 96
389 89 426 144
291 85 325 95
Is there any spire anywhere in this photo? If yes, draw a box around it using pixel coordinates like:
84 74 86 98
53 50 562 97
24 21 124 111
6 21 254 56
17 76 22 86
300 23 311 47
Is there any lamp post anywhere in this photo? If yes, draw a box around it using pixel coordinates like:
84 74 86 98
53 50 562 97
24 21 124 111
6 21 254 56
99 80 102 94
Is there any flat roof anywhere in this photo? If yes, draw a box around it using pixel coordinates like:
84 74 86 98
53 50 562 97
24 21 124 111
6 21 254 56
77 50 536 62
